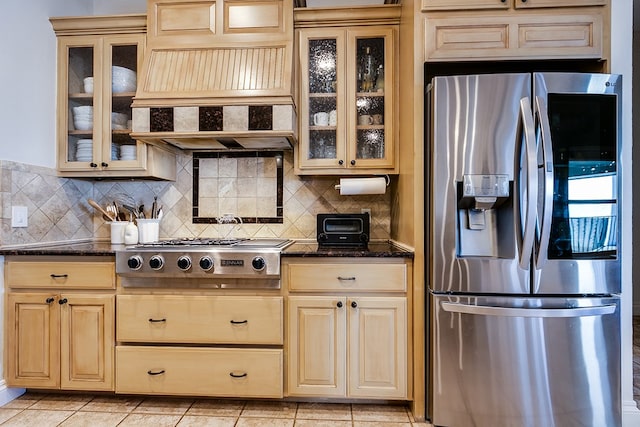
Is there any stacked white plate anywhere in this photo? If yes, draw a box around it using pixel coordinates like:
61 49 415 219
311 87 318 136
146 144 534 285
112 66 137 93
72 106 93 131
120 145 136 160
75 139 93 162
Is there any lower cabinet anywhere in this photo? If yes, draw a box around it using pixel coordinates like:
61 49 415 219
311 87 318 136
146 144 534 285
288 295 407 399
115 294 284 398
6 292 114 390
116 346 282 397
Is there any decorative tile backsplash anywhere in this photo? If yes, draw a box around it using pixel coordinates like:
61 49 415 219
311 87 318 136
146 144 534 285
193 152 284 224
0 151 391 246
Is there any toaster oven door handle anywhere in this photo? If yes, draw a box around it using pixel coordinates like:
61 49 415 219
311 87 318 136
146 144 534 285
337 276 356 281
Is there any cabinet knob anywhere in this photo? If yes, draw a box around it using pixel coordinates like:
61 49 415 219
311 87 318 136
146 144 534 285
45 297 55 304
338 160 344 165
350 160 356 166
101 162 109 168
336 301 343 308
90 162 98 168
351 301 358 308
58 298 68 305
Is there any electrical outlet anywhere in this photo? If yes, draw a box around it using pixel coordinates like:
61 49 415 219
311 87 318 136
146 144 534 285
11 206 28 227
361 208 371 216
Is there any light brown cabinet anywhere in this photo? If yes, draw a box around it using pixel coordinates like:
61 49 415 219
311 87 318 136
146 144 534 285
285 259 408 399
288 295 406 399
295 6 399 175
115 294 284 398
4 258 115 391
422 0 607 62
50 15 176 180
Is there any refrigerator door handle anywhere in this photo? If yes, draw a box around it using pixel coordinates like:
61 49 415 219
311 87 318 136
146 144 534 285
518 98 538 270
441 301 616 318
534 95 554 272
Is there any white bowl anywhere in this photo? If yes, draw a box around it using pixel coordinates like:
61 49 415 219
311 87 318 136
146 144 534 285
111 112 128 126
112 66 137 93
73 106 93 116
73 119 93 131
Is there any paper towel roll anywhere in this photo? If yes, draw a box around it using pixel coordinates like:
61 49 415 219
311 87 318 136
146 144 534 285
336 177 387 195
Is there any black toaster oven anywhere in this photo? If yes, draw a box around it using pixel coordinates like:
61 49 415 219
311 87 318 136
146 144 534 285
317 213 370 247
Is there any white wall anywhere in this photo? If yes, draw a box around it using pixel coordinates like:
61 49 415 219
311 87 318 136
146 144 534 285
92 0 145 15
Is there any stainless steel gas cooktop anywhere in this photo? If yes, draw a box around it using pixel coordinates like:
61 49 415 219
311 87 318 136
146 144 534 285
115 238 293 288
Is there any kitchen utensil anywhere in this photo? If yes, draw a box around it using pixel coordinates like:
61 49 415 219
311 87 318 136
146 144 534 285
151 196 158 219
88 199 115 221
122 204 139 218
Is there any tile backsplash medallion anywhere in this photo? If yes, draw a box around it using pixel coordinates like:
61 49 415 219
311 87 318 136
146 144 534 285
0 151 391 246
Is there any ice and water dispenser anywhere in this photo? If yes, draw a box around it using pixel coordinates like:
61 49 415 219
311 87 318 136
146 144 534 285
456 174 514 257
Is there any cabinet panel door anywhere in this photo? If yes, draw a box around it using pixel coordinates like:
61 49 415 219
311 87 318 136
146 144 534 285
59 294 114 391
287 296 346 397
348 297 407 399
6 293 60 388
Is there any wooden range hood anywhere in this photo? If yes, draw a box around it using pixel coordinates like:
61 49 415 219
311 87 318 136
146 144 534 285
131 0 297 150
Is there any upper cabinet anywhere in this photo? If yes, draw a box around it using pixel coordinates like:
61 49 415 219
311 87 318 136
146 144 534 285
422 0 609 62
50 15 176 180
294 6 399 175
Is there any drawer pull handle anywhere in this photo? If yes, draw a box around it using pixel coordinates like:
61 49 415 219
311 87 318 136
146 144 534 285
337 276 356 281
148 318 167 323
46 297 55 304
230 320 248 325
50 274 68 279
229 372 248 378
147 369 165 376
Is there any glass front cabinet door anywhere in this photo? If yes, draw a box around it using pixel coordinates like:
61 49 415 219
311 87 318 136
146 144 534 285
297 26 397 174
57 34 143 173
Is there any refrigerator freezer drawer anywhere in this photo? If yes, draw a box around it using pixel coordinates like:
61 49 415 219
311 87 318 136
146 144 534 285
430 294 621 427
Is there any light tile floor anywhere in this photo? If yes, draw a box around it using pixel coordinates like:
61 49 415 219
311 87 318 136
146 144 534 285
0 392 433 427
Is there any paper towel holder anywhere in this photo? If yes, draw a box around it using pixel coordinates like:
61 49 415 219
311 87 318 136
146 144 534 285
334 174 390 191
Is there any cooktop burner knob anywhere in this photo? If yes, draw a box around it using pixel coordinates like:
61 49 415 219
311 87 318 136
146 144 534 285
199 256 214 271
177 255 192 271
252 256 266 271
127 255 143 270
149 255 164 270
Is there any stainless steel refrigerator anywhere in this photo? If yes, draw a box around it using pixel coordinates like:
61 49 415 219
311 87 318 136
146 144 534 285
426 72 622 427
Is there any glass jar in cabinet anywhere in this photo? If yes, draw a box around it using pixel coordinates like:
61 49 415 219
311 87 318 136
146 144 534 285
296 26 396 174
57 34 144 174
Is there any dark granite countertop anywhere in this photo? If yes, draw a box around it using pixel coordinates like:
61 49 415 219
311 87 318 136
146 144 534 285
0 241 119 256
282 241 414 258
0 240 414 259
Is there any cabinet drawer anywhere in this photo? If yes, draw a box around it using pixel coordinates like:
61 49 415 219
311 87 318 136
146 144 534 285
287 263 406 292
6 261 115 289
116 346 283 398
117 295 283 344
